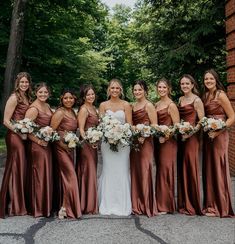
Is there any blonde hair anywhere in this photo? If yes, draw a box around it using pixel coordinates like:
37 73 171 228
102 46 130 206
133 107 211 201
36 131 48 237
156 78 172 98
107 78 124 99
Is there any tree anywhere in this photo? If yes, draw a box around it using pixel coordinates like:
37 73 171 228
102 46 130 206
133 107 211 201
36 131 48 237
0 0 28 119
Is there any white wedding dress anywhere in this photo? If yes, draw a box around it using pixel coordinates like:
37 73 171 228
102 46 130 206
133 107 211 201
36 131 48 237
98 110 132 216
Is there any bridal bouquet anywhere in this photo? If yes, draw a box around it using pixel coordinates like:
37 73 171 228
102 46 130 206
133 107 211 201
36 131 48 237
12 118 38 134
99 114 132 152
151 124 175 139
35 126 60 142
64 131 81 148
175 120 196 140
85 127 103 147
199 117 226 132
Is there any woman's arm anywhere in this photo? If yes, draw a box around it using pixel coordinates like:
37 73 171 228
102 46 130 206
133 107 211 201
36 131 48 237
51 109 70 150
3 94 18 131
99 102 106 116
208 92 235 139
25 107 47 146
146 102 157 125
169 103 180 124
78 106 88 139
124 101 132 125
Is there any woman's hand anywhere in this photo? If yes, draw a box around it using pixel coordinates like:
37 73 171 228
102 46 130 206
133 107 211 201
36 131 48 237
19 133 27 140
159 136 166 143
208 130 221 140
138 137 145 144
37 139 48 147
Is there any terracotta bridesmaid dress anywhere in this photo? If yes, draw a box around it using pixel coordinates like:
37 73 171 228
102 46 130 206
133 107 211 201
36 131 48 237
27 107 53 217
130 106 155 217
53 115 81 218
0 102 29 218
155 104 177 213
177 100 202 215
77 111 99 214
203 98 234 217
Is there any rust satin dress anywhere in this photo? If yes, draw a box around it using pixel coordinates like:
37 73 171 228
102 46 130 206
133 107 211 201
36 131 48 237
177 102 202 215
0 102 29 218
28 108 53 217
130 107 155 217
203 100 234 217
155 106 177 213
77 112 99 214
54 115 81 218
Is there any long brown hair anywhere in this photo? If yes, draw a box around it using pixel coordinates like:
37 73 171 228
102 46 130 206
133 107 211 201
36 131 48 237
14 72 33 103
203 69 225 102
179 74 200 96
78 84 96 108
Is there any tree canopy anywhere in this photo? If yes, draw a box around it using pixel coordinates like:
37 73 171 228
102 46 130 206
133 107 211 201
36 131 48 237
0 0 226 107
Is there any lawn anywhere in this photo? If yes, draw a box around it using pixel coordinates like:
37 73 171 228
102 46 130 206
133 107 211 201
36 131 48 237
0 138 6 154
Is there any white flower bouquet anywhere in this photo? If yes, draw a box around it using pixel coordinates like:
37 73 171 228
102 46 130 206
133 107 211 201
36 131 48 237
85 127 103 147
99 114 132 152
35 126 60 142
132 124 153 138
64 131 81 148
175 120 196 140
151 124 175 139
200 117 226 132
12 118 38 134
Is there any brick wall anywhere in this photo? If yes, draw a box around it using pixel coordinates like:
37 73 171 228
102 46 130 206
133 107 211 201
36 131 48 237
226 0 235 175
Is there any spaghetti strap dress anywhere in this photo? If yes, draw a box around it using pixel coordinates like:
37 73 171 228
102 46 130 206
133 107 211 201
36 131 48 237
203 99 234 217
54 114 81 218
177 101 202 215
130 106 155 217
27 107 53 217
77 111 99 214
155 104 177 213
0 102 29 218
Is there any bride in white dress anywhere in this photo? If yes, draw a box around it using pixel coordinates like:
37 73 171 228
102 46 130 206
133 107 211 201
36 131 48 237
98 79 132 216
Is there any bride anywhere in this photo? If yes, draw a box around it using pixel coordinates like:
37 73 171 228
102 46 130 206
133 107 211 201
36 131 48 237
98 78 132 216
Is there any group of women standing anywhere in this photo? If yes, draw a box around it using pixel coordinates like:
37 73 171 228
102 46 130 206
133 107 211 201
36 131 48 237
0 69 234 220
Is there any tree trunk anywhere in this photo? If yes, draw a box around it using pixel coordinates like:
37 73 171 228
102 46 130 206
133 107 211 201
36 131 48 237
0 0 27 120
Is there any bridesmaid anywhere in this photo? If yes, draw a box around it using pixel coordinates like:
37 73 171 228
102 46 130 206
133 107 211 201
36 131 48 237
202 69 235 217
25 83 53 217
154 78 180 214
130 80 157 217
50 89 81 219
177 74 204 215
77 85 99 214
0 72 32 218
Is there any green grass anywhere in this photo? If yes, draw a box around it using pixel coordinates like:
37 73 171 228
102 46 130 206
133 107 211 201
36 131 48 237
0 137 6 154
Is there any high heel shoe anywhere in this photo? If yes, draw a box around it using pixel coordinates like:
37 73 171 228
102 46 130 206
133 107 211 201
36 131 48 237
58 207 67 219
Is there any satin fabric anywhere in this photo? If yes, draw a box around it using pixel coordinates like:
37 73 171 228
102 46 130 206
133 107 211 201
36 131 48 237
177 102 202 215
54 114 81 218
0 102 29 218
203 100 234 217
27 108 53 217
155 106 177 213
77 112 99 214
130 107 155 217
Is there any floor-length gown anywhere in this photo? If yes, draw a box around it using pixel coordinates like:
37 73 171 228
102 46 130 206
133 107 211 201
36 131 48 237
98 110 132 216
54 115 81 218
28 108 53 217
77 111 98 214
130 107 155 217
177 101 202 215
155 106 177 213
0 102 28 218
203 99 234 217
